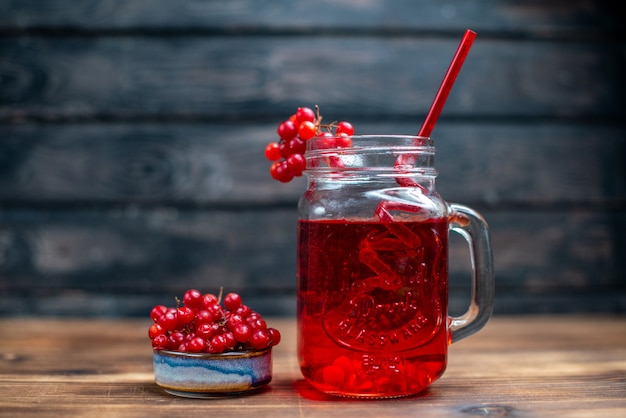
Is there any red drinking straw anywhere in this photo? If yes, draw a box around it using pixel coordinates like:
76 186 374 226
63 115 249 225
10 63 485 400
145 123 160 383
393 30 476 187
418 29 476 137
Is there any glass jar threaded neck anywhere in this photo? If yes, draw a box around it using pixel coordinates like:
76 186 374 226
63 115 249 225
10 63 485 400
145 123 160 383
304 135 437 181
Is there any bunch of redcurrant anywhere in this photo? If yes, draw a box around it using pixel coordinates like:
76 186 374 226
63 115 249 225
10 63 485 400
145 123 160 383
264 106 355 183
149 289 281 354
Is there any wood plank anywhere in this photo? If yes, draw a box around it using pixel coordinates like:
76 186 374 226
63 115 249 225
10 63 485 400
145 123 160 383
0 208 623 316
0 317 625 417
0 122 624 205
1 38 622 118
0 0 623 321
0 0 620 35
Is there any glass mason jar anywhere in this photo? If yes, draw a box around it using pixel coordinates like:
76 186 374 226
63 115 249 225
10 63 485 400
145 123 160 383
296 135 494 398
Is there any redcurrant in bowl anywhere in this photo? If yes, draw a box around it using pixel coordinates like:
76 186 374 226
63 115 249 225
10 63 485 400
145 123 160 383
153 347 273 398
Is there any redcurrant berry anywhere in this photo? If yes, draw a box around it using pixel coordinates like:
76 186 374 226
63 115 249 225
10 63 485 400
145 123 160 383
201 293 219 308
270 160 294 183
157 311 178 332
277 120 298 140
298 120 316 140
222 332 237 350
223 292 243 311
235 305 252 318
317 135 336 149
176 306 195 327
264 142 282 161
248 316 267 331
168 331 186 348
182 289 203 309
151 334 169 350
194 309 212 324
267 327 282 346
250 329 271 350
295 107 315 124
209 335 227 354
148 323 165 339
227 314 245 330
278 140 291 159
335 121 354 136
286 153 306 176
196 323 216 340
206 302 225 322
188 337 205 353
287 136 307 155
232 323 252 344
150 305 168 323
335 134 352 148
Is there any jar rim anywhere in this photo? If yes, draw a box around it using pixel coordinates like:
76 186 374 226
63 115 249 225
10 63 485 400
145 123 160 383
307 134 433 152
304 134 437 178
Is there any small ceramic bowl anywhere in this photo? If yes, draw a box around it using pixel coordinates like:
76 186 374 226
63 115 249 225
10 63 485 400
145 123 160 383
153 347 272 398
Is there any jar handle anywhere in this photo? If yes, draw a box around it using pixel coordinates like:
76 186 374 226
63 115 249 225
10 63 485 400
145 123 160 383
447 203 495 343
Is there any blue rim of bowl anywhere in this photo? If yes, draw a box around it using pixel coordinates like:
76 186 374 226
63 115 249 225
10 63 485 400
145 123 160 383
153 347 273 398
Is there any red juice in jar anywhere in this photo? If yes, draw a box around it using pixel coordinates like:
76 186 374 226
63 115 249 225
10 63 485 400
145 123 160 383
297 217 449 398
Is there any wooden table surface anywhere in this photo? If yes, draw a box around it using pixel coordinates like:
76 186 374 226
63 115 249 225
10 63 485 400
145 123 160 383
1 316 625 417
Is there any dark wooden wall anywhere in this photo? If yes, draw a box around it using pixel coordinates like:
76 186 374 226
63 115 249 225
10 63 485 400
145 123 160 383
0 1 624 317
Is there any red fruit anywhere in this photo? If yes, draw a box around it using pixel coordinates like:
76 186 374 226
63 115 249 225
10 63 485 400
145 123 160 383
235 305 252 318
335 134 352 148
316 135 336 149
206 302 225 322
335 121 354 136
232 323 252 343
150 305 168 323
168 331 186 348
250 330 271 350
148 288 281 353
157 311 178 332
287 136 307 155
277 120 298 140
183 289 203 309
267 327 282 346
194 309 212 324
278 140 291 158
151 334 169 350
246 312 262 323
295 107 315 124
265 142 282 161
298 121 316 140
248 316 267 331
196 323 216 340
227 314 245 330
222 332 237 350
201 293 219 308
209 334 227 354
223 292 243 311
286 153 306 176
213 323 228 336
270 160 294 183
188 337 205 353
148 323 165 339
177 306 195 326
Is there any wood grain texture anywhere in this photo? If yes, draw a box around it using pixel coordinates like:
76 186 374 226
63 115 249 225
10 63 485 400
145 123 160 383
0 0 624 316
1 37 623 119
0 317 625 417
0 122 624 205
0 208 624 316
0 0 621 34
